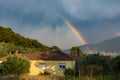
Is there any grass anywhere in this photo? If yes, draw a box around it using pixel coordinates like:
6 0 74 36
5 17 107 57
58 75 116 80
0 75 58 80
0 75 117 80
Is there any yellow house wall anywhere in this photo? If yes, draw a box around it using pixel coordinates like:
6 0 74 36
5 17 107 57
29 60 75 76
0 60 75 76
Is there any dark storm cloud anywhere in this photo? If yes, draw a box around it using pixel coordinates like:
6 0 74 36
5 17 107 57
0 0 120 49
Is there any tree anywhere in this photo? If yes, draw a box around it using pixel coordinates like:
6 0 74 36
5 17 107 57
50 45 61 51
76 54 111 78
88 64 103 79
0 56 30 76
111 55 120 80
70 46 85 57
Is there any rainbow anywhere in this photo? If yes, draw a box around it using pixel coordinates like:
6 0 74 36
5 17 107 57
63 17 87 45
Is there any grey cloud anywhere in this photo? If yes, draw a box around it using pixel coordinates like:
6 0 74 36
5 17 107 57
21 26 83 49
60 0 120 20
0 0 120 49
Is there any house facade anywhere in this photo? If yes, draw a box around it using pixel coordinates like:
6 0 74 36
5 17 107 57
0 51 75 76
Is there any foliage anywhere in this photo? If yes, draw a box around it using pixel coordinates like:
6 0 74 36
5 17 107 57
70 46 85 57
61 54 120 80
0 26 50 54
81 54 103 65
76 54 112 76
0 42 46 57
111 55 120 80
59 75 116 80
0 42 8 57
0 42 22 57
88 64 103 76
0 56 30 76
63 68 75 76
111 55 120 73
50 45 61 51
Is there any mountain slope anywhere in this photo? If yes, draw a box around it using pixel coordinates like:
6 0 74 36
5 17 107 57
0 26 50 52
63 36 120 54
80 36 120 53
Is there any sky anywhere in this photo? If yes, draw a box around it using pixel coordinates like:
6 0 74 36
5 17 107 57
0 0 120 50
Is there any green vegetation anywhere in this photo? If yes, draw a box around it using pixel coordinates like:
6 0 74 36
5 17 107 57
0 56 30 76
76 54 111 75
111 55 120 80
0 26 50 56
63 68 75 77
0 75 58 80
58 75 115 80
0 26 48 48
1 26 120 80
74 54 120 80
50 45 61 51
59 54 120 80
0 42 49 57
70 46 86 57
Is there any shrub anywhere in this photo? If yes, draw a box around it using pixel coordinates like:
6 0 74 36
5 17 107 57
39 70 50 75
0 56 30 76
63 68 75 76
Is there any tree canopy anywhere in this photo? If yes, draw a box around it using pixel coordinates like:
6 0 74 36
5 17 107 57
70 46 85 57
76 54 112 76
111 55 120 79
50 45 61 51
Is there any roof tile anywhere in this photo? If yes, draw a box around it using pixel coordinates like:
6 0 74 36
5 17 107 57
0 51 75 61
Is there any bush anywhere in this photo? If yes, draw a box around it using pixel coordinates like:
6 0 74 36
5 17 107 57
63 68 75 76
0 56 30 76
39 70 50 75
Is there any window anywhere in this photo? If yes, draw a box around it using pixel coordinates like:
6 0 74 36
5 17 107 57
59 63 66 70
39 63 46 69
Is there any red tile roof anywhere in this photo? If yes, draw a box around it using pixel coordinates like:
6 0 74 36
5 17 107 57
0 51 75 61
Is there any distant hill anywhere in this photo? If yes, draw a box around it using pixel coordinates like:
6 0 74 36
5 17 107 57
0 26 50 53
63 36 120 54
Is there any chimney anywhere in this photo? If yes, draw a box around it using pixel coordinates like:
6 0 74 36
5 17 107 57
15 50 19 55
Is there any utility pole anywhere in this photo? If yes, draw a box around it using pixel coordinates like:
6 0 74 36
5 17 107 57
78 68 80 80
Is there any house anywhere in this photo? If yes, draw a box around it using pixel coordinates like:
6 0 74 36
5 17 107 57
0 51 76 76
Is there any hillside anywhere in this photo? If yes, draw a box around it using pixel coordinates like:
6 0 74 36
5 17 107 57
80 36 120 53
0 26 50 54
63 36 120 54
